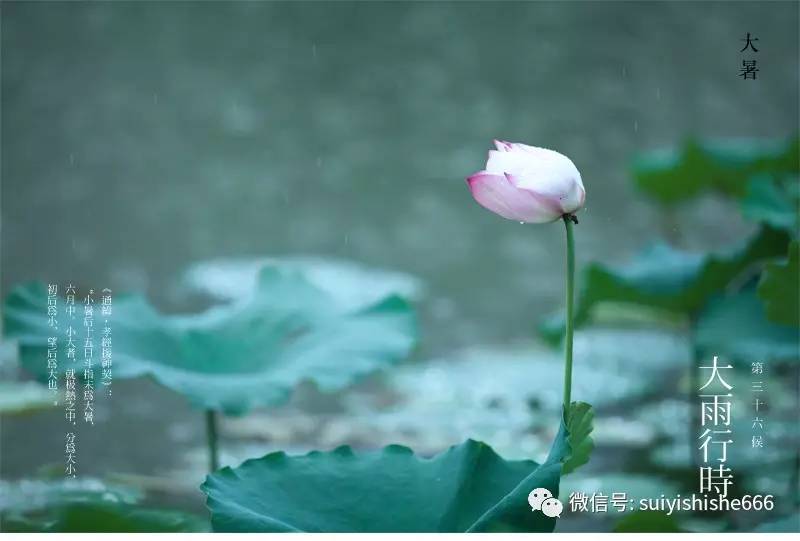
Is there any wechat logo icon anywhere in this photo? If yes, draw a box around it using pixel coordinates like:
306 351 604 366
527 488 563 518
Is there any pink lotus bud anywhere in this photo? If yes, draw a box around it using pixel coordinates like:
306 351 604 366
466 140 586 223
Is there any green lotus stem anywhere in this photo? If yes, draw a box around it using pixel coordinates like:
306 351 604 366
205 409 220 472
562 215 576 413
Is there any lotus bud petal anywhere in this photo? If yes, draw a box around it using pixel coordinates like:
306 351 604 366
467 141 585 223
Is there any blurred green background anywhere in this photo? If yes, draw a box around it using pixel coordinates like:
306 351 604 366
1 0 798 533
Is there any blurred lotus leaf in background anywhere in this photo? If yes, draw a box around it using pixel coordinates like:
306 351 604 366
758 240 799 327
3 501 209 533
741 176 800 233
179 256 424 309
539 226 791 345
695 288 798 364
0 381 57 415
0 478 206 533
4 265 418 415
632 137 799 204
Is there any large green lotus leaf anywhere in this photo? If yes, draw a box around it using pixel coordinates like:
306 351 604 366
539 226 790 346
740 176 799 233
632 137 799 204
4 266 417 415
695 289 799 364
758 240 799 327
202 408 588 533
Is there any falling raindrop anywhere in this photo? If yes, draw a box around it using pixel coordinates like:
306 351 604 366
68 153 75 166
656 87 661 100
634 120 639 132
